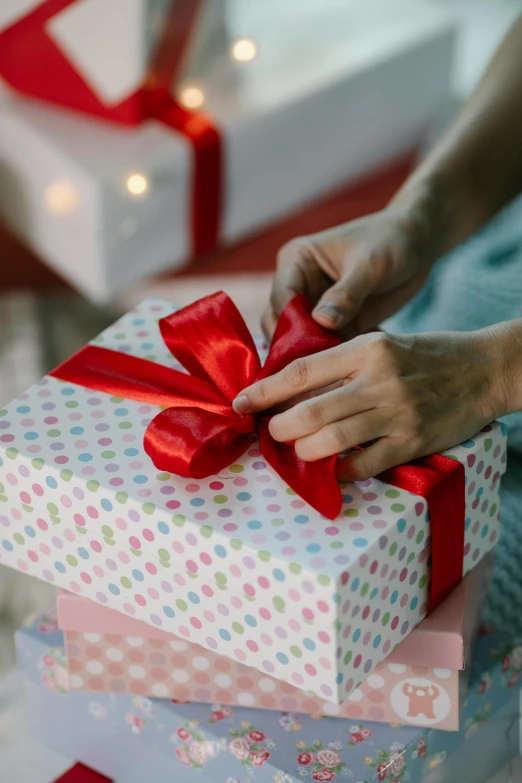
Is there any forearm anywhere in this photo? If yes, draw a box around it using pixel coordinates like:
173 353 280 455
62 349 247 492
390 15 522 260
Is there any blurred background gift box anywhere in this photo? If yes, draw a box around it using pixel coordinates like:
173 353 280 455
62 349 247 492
0 0 454 302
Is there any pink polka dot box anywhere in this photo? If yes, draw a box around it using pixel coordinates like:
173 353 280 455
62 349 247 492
0 299 507 702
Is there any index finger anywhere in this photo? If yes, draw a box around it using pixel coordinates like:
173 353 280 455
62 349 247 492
232 345 350 414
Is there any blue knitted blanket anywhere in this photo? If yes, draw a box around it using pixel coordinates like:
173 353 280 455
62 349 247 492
384 195 522 633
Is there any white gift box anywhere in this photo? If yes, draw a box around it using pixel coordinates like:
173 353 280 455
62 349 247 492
0 0 228 112
0 297 507 703
0 0 455 302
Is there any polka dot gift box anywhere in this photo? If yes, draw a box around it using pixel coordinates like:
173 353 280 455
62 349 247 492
57 553 492 731
0 299 507 703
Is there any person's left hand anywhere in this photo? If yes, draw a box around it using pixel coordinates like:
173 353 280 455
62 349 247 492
232 329 504 480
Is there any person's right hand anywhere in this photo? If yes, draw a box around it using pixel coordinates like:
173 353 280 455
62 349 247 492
262 205 441 341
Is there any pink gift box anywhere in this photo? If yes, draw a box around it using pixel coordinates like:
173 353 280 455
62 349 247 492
57 554 492 731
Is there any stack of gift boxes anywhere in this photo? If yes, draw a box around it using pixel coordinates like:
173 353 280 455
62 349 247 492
1 294 521 783
1 2 521 781
0 0 455 302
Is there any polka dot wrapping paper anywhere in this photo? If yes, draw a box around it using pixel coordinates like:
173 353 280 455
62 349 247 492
0 299 508 702
57 554 492 731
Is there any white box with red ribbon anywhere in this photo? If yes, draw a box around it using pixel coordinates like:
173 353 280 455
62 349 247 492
0 0 229 120
0 0 455 301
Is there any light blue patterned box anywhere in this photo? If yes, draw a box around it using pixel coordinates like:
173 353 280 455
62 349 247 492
16 614 521 783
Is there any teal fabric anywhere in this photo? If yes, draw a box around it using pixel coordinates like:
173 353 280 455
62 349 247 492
383 195 522 633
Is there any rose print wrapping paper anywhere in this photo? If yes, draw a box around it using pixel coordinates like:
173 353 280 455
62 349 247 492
16 614 522 783
0 298 507 701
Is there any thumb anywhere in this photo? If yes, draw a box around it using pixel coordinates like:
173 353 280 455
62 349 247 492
312 261 376 330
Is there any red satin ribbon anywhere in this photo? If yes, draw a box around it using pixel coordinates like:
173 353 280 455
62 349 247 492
0 0 221 254
51 292 465 611
380 455 465 612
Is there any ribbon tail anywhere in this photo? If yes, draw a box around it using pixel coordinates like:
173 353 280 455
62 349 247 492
258 420 342 520
50 345 230 413
380 454 466 613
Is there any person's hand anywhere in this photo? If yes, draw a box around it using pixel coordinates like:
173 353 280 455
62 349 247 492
233 329 505 480
262 204 442 341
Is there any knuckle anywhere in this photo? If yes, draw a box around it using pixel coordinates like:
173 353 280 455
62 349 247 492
366 246 396 284
276 237 310 268
323 423 347 453
326 287 360 312
368 332 397 364
372 331 392 351
253 380 272 406
303 401 325 430
284 357 311 390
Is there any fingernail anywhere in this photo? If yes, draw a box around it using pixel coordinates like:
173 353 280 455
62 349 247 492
232 394 250 414
313 305 341 324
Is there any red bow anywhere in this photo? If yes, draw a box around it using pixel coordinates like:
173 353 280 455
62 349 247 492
52 292 342 519
51 292 465 611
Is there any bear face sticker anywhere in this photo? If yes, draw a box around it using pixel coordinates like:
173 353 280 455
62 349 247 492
390 678 452 726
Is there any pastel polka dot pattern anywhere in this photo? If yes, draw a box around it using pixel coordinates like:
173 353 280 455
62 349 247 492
0 299 507 702
64 625 462 729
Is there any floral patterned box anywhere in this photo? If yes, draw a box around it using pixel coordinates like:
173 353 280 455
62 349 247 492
0 298 507 702
56 554 492 731
16 615 522 783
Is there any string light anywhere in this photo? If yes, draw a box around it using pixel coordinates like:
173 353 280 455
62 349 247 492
231 37 257 62
44 180 79 215
125 173 150 197
178 84 205 110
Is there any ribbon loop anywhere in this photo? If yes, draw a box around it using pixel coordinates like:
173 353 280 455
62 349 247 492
261 296 343 378
146 407 255 479
51 345 229 414
159 292 260 400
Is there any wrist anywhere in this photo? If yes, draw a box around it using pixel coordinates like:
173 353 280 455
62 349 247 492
475 320 522 419
387 173 452 270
